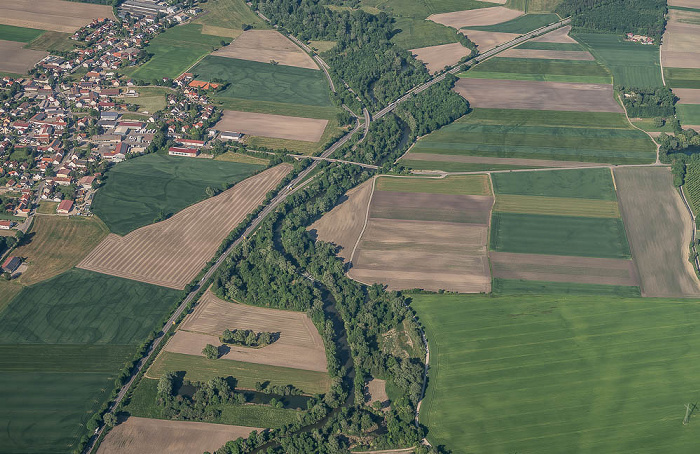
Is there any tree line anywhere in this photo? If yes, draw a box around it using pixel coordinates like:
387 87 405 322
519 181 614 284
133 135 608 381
557 0 667 41
219 328 278 347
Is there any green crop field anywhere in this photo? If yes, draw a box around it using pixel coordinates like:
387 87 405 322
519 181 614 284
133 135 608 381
0 24 45 42
0 269 181 453
194 0 266 32
147 351 331 395
398 159 536 172
127 24 231 81
516 40 583 51
683 162 700 215
359 0 492 18
375 175 491 195
412 293 700 453
575 33 663 87
665 67 700 89
193 56 333 108
25 31 75 52
491 167 617 199
215 97 338 119
92 153 263 235
465 13 560 33
490 212 631 258
390 16 459 49
462 57 611 84
677 104 700 126
454 108 631 128
492 278 641 296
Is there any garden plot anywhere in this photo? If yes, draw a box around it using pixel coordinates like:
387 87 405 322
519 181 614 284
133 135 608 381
79 165 291 290
213 29 317 70
215 110 328 142
98 417 259 454
0 40 47 74
428 7 523 28
0 0 114 33
411 43 471 73
453 78 623 112
163 290 327 372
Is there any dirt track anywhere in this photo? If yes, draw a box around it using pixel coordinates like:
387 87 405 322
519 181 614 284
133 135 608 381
98 417 259 454
0 0 114 33
428 7 523 29
78 165 291 289
215 110 328 142
0 40 47 74
213 30 318 70
454 78 623 113
411 43 471 74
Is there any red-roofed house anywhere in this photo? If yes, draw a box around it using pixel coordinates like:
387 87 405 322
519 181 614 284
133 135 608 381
57 199 73 214
168 147 199 157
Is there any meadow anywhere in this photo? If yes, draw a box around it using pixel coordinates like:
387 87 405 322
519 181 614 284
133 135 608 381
390 16 460 50
0 269 181 452
665 67 700 89
412 293 700 454
677 104 700 126
92 153 263 235
461 57 611 84
492 278 641 296
127 24 230 81
375 174 491 195
491 167 617 199
0 23 45 42
193 56 333 108
575 33 664 87
359 0 492 18
516 40 583 51
466 13 560 33
193 0 266 33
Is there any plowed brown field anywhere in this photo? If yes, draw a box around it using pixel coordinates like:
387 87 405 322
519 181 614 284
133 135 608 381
78 165 291 289
531 25 577 43
213 30 317 70
411 43 471 73
0 40 47 74
215 110 328 142
0 0 115 33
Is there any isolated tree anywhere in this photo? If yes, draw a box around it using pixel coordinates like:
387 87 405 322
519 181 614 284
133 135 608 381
203 343 219 360
103 412 117 428
205 186 216 198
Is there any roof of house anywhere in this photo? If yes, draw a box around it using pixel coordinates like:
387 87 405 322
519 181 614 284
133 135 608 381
57 199 73 212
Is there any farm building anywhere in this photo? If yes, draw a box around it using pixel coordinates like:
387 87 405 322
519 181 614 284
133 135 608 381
2 256 21 274
168 147 199 157
0 220 14 230
178 138 205 148
221 131 244 142
57 200 74 214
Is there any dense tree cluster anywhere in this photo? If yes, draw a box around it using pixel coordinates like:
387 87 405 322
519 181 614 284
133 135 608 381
220 329 277 347
619 86 676 118
556 0 667 40
157 373 243 421
659 128 700 162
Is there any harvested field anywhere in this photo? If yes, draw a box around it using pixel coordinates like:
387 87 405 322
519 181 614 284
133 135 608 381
370 191 493 224
453 78 622 112
498 48 594 60
490 251 639 286
402 152 603 168
461 30 519 50
614 167 700 297
661 17 700 69
213 30 317 70
0 40 47 74
79 165 291 289
98 417 259 454
171 290 327 372
669 0 700 7
309 179 374 261
215 110 328 142
428 7 523 29
673 88 700 104
348 219 492 293
0 0 114 33
411 43 471 73
494 194 620 217
530 25 577 43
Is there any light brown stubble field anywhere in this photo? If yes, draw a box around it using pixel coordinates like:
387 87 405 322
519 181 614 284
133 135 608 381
614 167 700 297
0 40 47 74
453 78 623 112
411 43 471 74
97 417 259 454
212 29 318 70
461 30 520 50
428 7 523 29
661 11 700 69
0 0 115 33
78 165 291 289
215 110 328 142
673 88 700 104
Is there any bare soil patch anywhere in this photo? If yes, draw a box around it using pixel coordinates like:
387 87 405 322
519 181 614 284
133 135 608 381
614 167 700 297
78 165 291 289
499 48 594 60
0 40 47 74
215 110 328 142
213 30 317 70
0 0 115 33
453 78 623 113
365 378 389 408
411 43 471 74
308 179 373 261
370 191 495 224
490 251 639 286
531 25 577 43
461 30 520 50
428 7 523 29
403 152 605 168
674 88 700 104
168 290 327 372
98 417 259 454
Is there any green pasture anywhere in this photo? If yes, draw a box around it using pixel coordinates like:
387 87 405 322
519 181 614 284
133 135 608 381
359 0 494 18
390 16 459 49
92 153 263 235
375 175 491 196
465 13 560 33
457 108 631 128
575 33 663 87
459 70 610 84
506 0 563 11
127 24 230 81
215 97 338 119
463 57 611 83
516 40 583 51
491 167 617 200
193 56 332 108
665 67 700 89
492 278 641 296
194 0 266 31
26 31 75 52
398 159 535 172
490 212 631 258
677 104 700 126
412 293 700 454
0 24 45 42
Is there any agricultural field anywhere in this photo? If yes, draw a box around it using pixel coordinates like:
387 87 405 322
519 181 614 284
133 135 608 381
400 108 656 171
677 104 700 127
411 42 471 74
615 167 700 297
413 293 700 454
489 168 638 292
80 165 292 289
576 32 664 87
193 0 266 36
0 39 47 74
661 8 700 70
460 57 611 83
215 110 329 142
464 12 560 33
163 290 328 372
92 153 264 235
0 0 114 33
665 67 700 89
126 24 231 81
428 7 524 29
98 418 258 454
347 175 494 293
0 23 44 42
212 29 318 70
0 269 181 453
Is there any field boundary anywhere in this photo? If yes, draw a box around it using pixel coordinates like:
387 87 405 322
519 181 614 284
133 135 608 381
349 175 377 263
